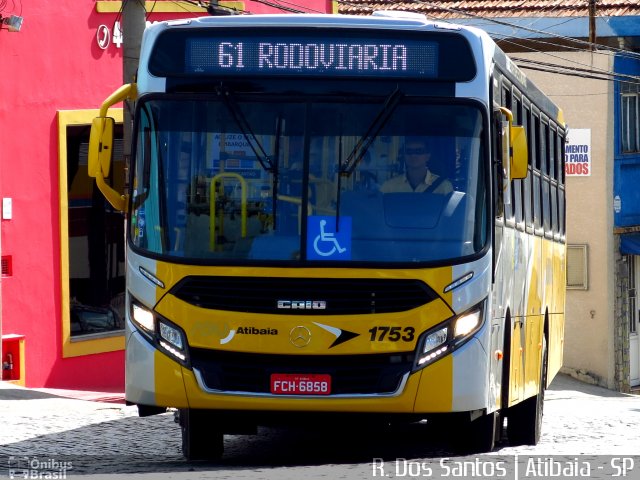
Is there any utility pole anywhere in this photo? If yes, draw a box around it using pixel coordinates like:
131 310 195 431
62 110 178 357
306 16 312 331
122 0 146 175
207 0 239 16
588 0 597 50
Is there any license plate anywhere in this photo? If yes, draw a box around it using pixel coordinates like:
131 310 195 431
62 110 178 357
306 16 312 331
270 373 331 395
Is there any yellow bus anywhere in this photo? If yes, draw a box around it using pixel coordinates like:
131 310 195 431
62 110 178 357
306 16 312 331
89 12 566 459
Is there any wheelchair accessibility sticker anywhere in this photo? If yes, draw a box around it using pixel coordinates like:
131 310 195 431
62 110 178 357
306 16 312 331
307 216 351 260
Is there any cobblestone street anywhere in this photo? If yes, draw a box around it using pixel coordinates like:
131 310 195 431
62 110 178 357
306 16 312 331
0 374 639 479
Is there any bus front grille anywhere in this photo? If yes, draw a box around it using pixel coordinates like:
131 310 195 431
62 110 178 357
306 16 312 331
190 349 414 395
170 276 438 314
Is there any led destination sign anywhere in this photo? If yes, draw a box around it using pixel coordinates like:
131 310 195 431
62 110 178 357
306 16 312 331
186 37 438 77
148 29 476 81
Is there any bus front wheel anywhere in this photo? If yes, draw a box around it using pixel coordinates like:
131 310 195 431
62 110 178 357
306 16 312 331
455 411 499 453
179 408 224 461
507 337 547 445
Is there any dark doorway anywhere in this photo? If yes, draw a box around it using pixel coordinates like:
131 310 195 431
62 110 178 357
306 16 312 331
66 124 125 337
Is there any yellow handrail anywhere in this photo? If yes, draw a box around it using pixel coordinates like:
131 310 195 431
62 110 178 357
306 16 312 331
209 172 247 251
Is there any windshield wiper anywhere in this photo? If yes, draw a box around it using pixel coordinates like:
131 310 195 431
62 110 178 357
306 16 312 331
335 89 403 232
340 88 403 176
216 85 275 172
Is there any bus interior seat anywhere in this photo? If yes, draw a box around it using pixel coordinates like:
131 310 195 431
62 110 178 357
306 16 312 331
340 190 468 260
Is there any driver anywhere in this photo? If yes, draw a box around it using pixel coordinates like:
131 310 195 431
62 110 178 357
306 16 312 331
380 136 453 194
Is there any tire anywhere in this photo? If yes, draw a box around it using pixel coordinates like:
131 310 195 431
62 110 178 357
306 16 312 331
507 337 547 446
179 408 224 461
457 411 499 454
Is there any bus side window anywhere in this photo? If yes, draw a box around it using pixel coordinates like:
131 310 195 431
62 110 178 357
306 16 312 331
558 134 566 238
513 93 524 229
493 110 504 219
502 83 514 224
532 112 542 234
549 126 559 239
522 103 533 232
541 120 551 237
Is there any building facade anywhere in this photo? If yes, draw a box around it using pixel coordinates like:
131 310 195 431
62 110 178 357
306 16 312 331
0 0 334 391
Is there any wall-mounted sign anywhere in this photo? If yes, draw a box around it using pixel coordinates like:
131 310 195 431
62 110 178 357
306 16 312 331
96 22 124 50
565 128 591 176
96 24 111 50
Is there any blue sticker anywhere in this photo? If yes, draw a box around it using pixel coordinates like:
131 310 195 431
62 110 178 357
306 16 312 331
307 216 351 260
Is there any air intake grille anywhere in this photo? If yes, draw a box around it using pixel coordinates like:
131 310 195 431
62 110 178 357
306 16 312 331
170 276 438 314
191 349 414 395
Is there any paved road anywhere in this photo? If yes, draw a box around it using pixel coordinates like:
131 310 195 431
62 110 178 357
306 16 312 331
0 374 639 479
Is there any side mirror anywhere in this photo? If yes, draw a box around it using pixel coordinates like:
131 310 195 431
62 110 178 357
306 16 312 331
88 117 115 179
498 107 529 181
510 125 528 180
86 83 136 212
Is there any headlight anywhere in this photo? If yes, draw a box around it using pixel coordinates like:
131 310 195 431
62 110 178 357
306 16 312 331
422 326 448 355
416 326 450 367
130 298 190 366
159 321 184 350
454 310 482 338
132 303 155 332
157 318 188 364
414 302 485 370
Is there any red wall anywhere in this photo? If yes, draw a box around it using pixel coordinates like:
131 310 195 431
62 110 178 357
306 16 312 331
0 0 332 390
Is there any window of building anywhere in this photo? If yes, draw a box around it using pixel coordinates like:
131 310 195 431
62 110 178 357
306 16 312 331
567 244 588 289
622 93 639 153
58 110 125 358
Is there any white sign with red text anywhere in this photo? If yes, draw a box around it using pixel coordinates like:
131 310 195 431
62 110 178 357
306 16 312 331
565 129 591 176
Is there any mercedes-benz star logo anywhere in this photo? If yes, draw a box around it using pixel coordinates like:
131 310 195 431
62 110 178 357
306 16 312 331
289 326 311 348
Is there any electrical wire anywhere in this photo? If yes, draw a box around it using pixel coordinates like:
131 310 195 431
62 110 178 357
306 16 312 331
489 30 640 75
142 1 245 21
250 0 640 86
515 58 640 85
523 0 568 29
487 34 640 85
197 0 640 87
252 0 326 14
146 0 158 20
182 0 247 16
333 0 640 86
113 0 640 87
335 0 640 60
0 0 21 17
485 24 640 64
112 0 125 38
245 0 308 14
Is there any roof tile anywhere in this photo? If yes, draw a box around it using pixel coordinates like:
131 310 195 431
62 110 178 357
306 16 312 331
338 0 640 18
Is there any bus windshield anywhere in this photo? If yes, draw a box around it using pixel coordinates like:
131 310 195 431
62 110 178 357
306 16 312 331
130 94 488 264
